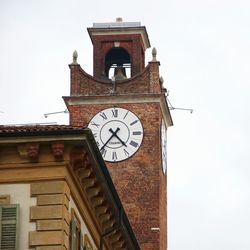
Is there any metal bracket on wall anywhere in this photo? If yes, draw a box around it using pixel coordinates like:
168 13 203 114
166 91 193 114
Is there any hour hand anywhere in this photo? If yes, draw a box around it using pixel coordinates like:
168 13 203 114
100 127 120 151
109 128 127 147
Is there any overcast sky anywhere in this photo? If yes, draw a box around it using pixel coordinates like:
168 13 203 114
1 0 250 249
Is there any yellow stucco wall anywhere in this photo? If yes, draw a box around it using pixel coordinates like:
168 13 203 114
0 183 36 250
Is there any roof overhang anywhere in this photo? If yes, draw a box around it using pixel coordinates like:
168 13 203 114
0 126 140 249
88 25 150 51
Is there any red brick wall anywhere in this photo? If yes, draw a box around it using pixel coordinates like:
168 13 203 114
69 62 161 97
91 34 145 78
160 165 167 250
65 58 167 250
68 102 166 249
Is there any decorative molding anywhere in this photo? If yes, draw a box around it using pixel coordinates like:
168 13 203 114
18 143 40 162
70 146 130 249
51 142 65 161
64 93 173 127
88 28 150 50
84 234 94 250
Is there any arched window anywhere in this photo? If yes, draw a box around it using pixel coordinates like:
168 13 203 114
105 47 131 79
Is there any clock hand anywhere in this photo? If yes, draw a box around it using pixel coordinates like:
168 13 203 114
100 127 120 151
109 128 127 147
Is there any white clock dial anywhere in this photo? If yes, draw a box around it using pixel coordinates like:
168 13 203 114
161 120 167 174
88 107 144 162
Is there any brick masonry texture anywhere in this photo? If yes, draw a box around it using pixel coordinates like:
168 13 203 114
69 62 161 97
69 101 166 249
65 31 167 249
91 34 145 78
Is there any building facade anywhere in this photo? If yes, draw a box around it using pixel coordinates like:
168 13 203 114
0 18 172 250
0 126 140 249
64 18 173 250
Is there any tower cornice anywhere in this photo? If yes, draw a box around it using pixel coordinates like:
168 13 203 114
63 93 173 127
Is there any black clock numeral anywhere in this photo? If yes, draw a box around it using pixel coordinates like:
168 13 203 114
93 133 97 138
123 110 129 120
130 120 138 126
100 148 107 157
123 148 130 157
90 121 100 128
129 140 138 148
96 141 100 147
112 151 118 161
99 112 107 120
112 109 118 118
132 131 142 136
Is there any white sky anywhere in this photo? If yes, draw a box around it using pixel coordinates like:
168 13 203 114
1 0 250 249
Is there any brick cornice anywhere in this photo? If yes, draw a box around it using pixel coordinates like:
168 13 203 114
63 93 173 127
88 26 150 51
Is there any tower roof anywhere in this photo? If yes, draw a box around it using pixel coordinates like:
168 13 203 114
88 18 151 50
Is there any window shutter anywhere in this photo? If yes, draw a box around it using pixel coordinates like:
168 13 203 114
71 218 77 250
0 204 19 250
80 231 83 250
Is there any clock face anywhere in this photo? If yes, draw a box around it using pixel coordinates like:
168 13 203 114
88 107 144 162
161 120 167 174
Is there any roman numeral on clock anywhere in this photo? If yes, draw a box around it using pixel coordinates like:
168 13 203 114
112 151 118 161
99 112 107 120
100 148 107 157
123 110 129 120
130 120 138 126
129 140 138 148
87 107 143 162
90 121 100 128
112 109 118 118
132 131 142 136
123 148 130 157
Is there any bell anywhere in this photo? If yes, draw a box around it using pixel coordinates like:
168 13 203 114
114 66 127 80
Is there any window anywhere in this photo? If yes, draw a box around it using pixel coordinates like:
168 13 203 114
70 208 83 250
70 208 95 250
84 234 93 250
0 204 19 250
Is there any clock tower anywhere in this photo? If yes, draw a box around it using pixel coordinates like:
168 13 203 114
64 18 173 250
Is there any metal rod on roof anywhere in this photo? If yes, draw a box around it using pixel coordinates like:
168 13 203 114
44 109 69 118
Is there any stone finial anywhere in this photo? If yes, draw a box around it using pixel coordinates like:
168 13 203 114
152 47 157 62
160 76 167 93
160 76 164 85
116 17 123 22
72 50 78 64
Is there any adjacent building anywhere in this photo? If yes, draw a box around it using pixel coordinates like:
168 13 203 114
0 18 173 250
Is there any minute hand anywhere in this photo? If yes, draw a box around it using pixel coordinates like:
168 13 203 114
100 127 120 151
109 128 127 147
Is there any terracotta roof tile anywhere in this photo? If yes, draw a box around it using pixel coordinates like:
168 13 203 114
0 125 86 135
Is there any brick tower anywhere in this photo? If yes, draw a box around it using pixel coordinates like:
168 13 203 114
64 18 173 250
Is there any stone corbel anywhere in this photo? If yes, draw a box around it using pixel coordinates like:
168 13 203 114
71 147 91 171
18 143 40 162
51 142 65 161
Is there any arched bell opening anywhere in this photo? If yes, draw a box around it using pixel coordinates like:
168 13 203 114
105 47 131 80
